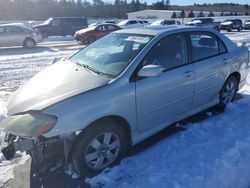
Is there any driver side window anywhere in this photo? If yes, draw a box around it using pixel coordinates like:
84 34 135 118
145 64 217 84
143 34 187 70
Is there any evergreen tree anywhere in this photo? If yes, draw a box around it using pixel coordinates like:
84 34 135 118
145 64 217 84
197 11 205 17
188 10 195 18
171 11 177 18
208 10 214 17
179 9 185 18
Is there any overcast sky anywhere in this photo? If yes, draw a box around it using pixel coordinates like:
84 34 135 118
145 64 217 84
103 0 250 5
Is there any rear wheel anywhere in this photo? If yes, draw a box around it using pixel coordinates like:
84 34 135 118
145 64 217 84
71 120 128 177
23 38 36 48
219 76 238 109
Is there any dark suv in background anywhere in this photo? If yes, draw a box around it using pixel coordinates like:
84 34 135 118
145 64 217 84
33 17 88 38
220 19 243 32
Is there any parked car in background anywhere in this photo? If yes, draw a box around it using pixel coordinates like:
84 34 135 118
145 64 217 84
0 23 42 48
243 20 250 30
139 20 150 26
220 19 243 32
117 20 144 28
33 17 88 38
186 18 220 31
151 19 181 26
74 23 121 43
1 26 249 178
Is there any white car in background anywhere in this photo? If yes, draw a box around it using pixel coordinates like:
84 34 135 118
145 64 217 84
151 19 181 26
0 23 42 48
117 20 145 29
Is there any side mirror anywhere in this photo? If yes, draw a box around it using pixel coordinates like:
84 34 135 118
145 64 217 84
138 64 164 78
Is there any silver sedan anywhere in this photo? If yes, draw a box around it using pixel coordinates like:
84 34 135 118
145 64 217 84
0 23 42 48
0 26 249 177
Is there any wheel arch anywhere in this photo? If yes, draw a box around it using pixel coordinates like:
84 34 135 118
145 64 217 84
229 72 241 90
67 115 132 162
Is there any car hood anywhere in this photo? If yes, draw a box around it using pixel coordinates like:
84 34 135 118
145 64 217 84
6 60 111 115
76 27 95 34
221 21 233 25
33 23 48 28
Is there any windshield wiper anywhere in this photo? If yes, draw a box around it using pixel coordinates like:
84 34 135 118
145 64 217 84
76 62 113 77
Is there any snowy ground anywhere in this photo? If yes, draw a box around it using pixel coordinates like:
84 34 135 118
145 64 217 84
0 31 249 187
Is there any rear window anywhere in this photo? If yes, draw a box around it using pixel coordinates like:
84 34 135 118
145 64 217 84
164 20 175 25
7 26 24 33
62 18 87 26
190 32 220 62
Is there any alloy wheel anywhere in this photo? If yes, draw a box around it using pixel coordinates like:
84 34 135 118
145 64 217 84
84 132 121 170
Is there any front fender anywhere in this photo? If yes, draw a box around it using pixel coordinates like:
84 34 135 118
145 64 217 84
43 81 137 138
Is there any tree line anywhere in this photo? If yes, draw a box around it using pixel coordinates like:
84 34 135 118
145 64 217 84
0 0 249 21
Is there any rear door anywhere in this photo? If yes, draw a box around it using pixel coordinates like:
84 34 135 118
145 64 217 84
189 31 230 109
136 33 195 132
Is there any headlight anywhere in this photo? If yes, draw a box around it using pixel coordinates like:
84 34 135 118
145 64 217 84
0 111 57 137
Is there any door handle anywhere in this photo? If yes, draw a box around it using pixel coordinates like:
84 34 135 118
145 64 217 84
183 71 194 77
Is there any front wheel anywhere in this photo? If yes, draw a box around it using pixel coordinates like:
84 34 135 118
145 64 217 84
71 120 128 177
23 38 36 48
219 76 238 109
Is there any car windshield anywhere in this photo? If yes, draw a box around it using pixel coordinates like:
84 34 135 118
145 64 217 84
70 33 153 77
117 20 128 25
224 20 233 22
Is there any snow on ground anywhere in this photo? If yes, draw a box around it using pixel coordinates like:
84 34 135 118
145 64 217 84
0 31 249 187
87 84 250 188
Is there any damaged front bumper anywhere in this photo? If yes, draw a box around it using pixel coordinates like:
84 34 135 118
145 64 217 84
1 136 34 160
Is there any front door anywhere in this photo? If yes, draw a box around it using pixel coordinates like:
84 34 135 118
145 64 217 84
136 33 195 132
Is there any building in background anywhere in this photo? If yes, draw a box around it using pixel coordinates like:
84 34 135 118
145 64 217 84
127 9 244 22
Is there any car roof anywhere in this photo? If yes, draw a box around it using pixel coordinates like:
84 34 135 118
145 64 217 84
0 23 27 28
114 25 196 36
98 23 117 26
50 17 85 19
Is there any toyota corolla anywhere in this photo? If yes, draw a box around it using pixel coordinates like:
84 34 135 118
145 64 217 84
0 26 249 177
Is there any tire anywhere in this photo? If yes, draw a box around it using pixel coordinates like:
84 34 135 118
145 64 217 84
87 36 96 44
41 31 48 38
218 76 238 109
23 38 36 48
71 119 128 177
238 28 241 32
